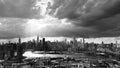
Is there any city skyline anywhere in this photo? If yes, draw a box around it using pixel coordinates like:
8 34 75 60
0 0 120 68
0 36 120 44
0 0 120 43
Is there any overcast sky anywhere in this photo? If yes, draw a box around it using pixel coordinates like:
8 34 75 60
0 0 120 43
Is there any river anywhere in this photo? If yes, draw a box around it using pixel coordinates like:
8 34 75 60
23 51 87 59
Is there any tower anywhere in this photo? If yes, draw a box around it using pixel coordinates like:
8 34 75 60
9 40 11 45
82 37 85 48
19 37 21 44
17 37 23 62
72 36 78 52
102 41 104 45
73 36 77 46
43 38 46 51
37 36 39 46
64 38 67 44
115 40 118 51
83 37 85 44
9 41 14 59
116 41 118 47
36 36 40 50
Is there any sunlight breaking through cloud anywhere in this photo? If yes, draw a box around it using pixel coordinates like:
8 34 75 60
0 0 120 42
35 0 54 16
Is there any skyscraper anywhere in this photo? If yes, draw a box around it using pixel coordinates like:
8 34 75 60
9 41 14 59
37 36 39 46
82 37 85 48
116 41 118 47
43 38 46 51
17 37 23 62
73 36 77 46
115 41 118 51
35 36 40 50
19 37 21 44
71 36 78 52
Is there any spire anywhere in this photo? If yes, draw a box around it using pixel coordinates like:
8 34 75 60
18 37 21 44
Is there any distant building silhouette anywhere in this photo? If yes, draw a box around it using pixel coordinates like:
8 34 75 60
36 36 39 46
82 37 85 48
9 41 14 59
43 38 46 51
17 37 23 62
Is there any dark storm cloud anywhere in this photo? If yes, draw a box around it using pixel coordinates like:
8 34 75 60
47 0 120 37
49 0 120 23
1 0 120 39
0 0 40 19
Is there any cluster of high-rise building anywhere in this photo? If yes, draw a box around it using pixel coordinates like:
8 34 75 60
0 36 52 62
0 37 23 62
0 36 120 62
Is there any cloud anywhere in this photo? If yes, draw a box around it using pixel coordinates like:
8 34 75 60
24 18 97 38
0 0 40 19
48 0 120 21
0 18 27 39
46 0 120 37
0 0 120 39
